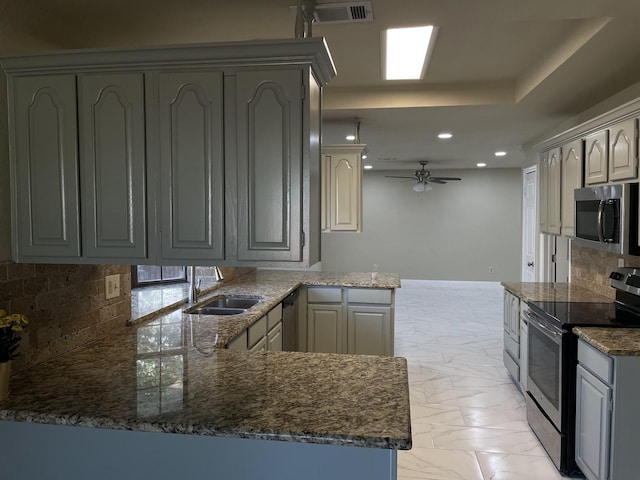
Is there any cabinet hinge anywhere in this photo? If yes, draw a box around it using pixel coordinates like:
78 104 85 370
301 230 306 248
551 254 556 263
608 395 613 413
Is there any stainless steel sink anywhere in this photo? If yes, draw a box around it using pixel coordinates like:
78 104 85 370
202 296 261 310
187 296 261 315
190 306 246 316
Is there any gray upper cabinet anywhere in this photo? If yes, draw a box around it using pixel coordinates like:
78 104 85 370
11 75 81 260
78 73 148 261
2 39 335 266
236 68 303 262
157 71 225 262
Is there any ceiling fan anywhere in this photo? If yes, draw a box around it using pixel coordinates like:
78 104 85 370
385 161 462 191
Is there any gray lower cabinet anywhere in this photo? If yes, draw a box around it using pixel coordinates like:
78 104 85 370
11 74 81 260
307 304 344 354
502 290 520 384
226 304 283 352
575 338 640 480
303 287 395 356
157 71 225 262
78 72 148 261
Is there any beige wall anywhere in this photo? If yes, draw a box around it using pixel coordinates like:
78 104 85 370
321 168 523 281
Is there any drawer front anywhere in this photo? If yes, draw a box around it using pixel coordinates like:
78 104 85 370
248 315 268 348
578 339 613 384
267 304 283 330
504 330 519 360
347 288 392 305
307 287 342 303
503 349 520 382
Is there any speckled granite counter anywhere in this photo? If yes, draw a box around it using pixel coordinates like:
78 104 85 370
573 327 640 356
501 282 611 303
131 270 401 349
0 269 409 451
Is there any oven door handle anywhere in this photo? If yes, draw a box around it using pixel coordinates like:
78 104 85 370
531 318 562 345
597 199 605 242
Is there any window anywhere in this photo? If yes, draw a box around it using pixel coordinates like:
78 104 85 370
132 266 187 287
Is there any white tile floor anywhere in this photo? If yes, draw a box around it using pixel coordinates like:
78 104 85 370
395 280 565 480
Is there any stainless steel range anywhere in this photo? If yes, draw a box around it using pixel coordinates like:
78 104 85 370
526 267 640 475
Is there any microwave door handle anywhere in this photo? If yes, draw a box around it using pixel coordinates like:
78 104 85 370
597 199 605 242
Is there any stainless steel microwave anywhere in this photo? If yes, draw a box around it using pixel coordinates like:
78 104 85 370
574 183 639 255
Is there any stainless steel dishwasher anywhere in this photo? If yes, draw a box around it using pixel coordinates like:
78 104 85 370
281 289 298 351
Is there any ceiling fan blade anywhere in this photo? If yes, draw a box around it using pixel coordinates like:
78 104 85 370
385 175 418 179
428 178 446 184
430 176 462 181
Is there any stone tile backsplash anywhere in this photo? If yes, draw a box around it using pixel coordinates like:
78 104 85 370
571 244 640 299
0 262 131 373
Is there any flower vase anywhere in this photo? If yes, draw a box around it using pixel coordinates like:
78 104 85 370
0 361 11 401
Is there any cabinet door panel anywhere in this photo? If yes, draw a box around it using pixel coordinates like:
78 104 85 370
307 304 343 353
158 71 225 261
539 152 549 233
608 118 637 182
236 68 302 261
560 140 583 238
12 75 80 259
575 364 611 480
267 322 283 352
330 155 360 231
347 306 391 356
547 147 562 235
585 130 609 186
79 73 147 260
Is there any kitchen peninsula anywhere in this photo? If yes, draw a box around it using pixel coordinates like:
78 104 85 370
0 270 409 480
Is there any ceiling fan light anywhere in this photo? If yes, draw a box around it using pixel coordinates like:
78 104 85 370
424 183 433 192
412 182 425 192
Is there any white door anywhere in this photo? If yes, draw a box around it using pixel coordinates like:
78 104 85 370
522 166 537 281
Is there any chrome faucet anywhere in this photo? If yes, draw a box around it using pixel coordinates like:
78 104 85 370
188 265 201 304
213 266 224 282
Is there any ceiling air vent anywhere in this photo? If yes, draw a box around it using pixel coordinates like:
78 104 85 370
313 2 373 24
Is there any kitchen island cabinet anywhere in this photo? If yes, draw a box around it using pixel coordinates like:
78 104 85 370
0 306 408 479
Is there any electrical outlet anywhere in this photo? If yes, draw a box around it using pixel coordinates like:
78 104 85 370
489 266 495 274
618 258 625 268
105 274 120 300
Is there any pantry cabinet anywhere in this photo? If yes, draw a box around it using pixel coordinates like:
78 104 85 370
2 39 335 266
321 144 365 232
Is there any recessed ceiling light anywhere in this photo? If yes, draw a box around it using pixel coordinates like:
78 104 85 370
346 135 356 141
477 163 487 167
495 151 507 157
438 132 452 139
382 26 438 80
364 165 373 170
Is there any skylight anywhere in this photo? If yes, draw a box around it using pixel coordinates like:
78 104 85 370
382 26 437 80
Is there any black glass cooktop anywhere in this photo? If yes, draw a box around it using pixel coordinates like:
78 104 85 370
529 301 640 327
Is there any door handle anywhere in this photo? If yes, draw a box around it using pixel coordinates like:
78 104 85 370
527 262 534 267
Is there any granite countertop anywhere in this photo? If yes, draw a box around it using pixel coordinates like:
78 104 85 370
501 282 612 303
573 327 640 356
0 270 410 450
132 270 401 349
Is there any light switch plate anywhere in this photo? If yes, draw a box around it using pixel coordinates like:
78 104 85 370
105 274 120 300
